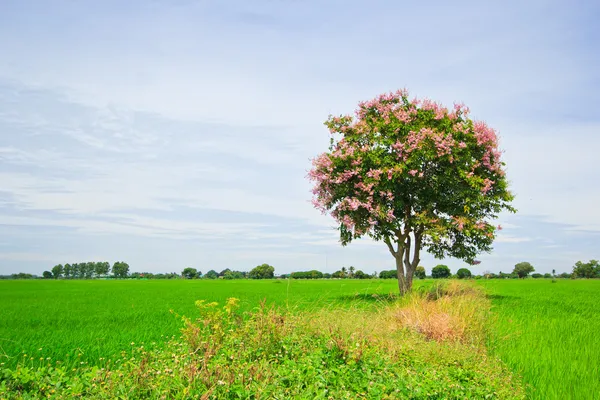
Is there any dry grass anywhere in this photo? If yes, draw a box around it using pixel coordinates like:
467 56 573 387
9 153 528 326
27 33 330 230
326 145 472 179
306 280 490 348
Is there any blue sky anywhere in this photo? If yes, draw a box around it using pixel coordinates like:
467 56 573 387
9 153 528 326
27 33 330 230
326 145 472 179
1 0 598 276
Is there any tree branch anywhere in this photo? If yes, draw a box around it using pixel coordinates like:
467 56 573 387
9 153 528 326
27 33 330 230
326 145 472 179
384 237 396 257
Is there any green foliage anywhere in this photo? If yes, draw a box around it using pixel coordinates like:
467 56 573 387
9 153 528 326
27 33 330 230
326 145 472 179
415 266 426 279
456 268 472 279
181 267 198 279
572 260 600 279
531 273 543 279
204 270 218 279
50 264 63 279
290 270 323 279
352 270 370 279
112 262 130 279
223 270 245 280
42 271 53 279
512 262 534 279
432 265 451 279
378 270 396 279
248 263 275 279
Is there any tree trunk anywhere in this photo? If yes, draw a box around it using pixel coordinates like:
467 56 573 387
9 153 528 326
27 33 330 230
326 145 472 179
395 254 410 295
387 229 422 296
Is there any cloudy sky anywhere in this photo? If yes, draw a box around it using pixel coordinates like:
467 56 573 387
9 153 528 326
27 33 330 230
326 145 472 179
1 0 598 276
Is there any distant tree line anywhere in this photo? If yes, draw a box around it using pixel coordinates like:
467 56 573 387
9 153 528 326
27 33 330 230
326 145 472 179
4 260 599 281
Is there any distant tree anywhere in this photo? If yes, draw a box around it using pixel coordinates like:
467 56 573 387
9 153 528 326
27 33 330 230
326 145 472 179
51 264 64 279
341 267 347 278
431 265 451 279
456 268 472 279
11 273 34 279
349 266 355 278
552 269 556 277
219 268 232 278
204 270 219 279
379 270 397 279
63 263 72 279
223 270 245 280
95 262 111 277
572 260 600 279
323 273 332 279
332 270 345 279
353 270 369 279
291 270 324 279
531 273 543 279
182 267 198 279
414 266 426 279
544 273 552 279
558 272 572 279
248 264 275 279
513 262 534 279
112 261 130 279
42 271 53 279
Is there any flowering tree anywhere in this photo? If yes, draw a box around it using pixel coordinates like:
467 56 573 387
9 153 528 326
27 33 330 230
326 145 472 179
308 89 515 294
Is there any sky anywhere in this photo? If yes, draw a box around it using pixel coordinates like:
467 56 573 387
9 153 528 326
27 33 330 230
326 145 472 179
1 0 599 276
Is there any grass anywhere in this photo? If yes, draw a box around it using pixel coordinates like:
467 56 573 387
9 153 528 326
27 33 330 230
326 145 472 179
0 279 402 368
1 280 524 399
1 278 598 398
480 279 600 400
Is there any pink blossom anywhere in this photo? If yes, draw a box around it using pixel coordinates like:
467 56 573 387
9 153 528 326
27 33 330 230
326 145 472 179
409 169 418 176
497 225 503 231
481 178 494 194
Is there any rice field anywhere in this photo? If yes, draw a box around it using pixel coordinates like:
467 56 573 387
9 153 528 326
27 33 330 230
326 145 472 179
1 278 599 399
480 279 600 400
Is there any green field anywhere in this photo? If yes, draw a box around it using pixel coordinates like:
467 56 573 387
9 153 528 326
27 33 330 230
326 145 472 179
0 279 401 367
480 279 600 400
1 279 599 399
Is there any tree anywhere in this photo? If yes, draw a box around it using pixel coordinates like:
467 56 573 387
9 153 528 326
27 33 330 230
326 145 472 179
353 270 369 279
531 273 543 279
431 265 451 279
332 270 345 278
414 266 426 279
513 262 534 279
308 90 514 294
51 264 64 279
248 264 275 279
379 270 396 279
204 270 219 279
42 271 53 279
219 268 232 278
572 260 600 279
349 266 355 278
182 267 198 279
456 268 472 279
95 262 111 277
223 270 244 280
112 261 130 279
341 267 347 278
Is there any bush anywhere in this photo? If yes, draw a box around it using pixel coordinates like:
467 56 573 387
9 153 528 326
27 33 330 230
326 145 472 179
531 273 543 279
432 265 451 279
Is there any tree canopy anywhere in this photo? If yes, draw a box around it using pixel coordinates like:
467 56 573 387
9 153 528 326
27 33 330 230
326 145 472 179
308 89 514 293
248 264 275 279
513 262 534 279
432 265 451 279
